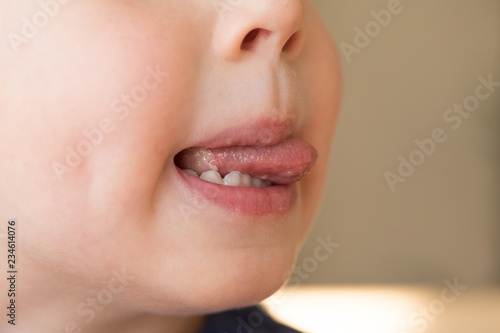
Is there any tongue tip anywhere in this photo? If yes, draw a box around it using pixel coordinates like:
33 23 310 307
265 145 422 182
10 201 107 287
260 145 318 185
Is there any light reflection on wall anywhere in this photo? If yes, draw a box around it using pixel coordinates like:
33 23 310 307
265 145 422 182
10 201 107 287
263 286 500 333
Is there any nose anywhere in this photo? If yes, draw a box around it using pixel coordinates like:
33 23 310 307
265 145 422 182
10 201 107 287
213 0 306 62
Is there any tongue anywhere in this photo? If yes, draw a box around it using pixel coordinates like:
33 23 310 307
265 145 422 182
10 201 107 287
174 138 318 184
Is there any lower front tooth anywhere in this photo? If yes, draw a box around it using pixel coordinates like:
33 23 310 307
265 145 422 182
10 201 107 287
223 171 242 186
240 174 252 187
200 170 224 185
199 170 272 188
251 177 264 188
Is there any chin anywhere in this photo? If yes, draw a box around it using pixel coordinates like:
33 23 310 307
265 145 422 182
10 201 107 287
120 230 300 316
195 252 297 314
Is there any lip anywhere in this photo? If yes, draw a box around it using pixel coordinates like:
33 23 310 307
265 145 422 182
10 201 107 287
177 167 297 216
188 117 298 148
173 117 315 216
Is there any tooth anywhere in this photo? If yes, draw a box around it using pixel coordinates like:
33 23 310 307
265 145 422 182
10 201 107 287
251 177 265 188
200 170 224 185
183 169 199 177
240 173 252 187
189 168 271 188
223 171 242 186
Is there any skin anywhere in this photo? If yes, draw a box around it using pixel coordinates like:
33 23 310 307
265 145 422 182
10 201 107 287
0 0 341 332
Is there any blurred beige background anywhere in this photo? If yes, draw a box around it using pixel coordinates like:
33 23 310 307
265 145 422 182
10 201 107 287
298 0 500 285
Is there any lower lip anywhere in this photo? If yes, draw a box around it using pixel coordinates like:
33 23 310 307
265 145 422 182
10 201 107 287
176 167 297 216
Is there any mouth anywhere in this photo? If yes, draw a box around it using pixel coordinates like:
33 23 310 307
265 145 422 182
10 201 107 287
174 138 317 188
173 137 318 216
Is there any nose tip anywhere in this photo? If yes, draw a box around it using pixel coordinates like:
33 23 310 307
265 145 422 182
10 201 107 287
213 0 306 61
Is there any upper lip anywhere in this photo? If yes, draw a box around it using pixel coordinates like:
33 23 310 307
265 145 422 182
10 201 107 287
187 116 299 149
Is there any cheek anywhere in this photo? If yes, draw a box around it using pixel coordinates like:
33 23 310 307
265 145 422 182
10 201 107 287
298 20 342 236
0 3 198 263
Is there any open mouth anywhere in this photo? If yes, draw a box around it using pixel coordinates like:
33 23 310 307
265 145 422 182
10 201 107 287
174 138 318 189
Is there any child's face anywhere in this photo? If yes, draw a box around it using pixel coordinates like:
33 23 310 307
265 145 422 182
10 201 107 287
1 0 340 316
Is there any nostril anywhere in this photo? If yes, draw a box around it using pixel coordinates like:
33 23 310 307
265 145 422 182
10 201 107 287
239 29 302 57
282 32 299 53
241 29 261 51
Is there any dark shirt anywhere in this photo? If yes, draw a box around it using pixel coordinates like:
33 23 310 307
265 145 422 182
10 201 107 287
199 306 302 333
